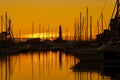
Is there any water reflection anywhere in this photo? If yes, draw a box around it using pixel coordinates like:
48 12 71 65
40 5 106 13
0 51 111 80
72 61 111 80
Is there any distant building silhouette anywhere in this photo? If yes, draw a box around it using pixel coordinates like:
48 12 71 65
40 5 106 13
54 25 63 42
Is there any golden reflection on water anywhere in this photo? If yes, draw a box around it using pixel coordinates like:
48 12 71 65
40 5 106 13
0 51 110 80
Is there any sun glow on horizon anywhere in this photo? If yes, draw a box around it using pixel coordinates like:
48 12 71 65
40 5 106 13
16 32 97 41
22 33 57 40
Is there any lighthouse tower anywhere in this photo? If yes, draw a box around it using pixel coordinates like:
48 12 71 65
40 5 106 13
59 25 62 39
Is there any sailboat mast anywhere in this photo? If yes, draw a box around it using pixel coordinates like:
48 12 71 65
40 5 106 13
90 16 92 41
80 12 82 41
97 20 99 35
19 29 21 42
5 12 8 39
67 27 68 40
1 16 3 40
116 0 119 18
32 21 34 38
77 20 79 40
82 16 84 41
8 18 11 38
116 0 119 36
39 24 41 39
74 19 76 41
42 26 44 40
86 7 88 41
46 26 47 39
101 13 104 33
48 25 50 39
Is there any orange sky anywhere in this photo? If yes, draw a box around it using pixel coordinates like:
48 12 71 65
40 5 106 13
0 0 116 39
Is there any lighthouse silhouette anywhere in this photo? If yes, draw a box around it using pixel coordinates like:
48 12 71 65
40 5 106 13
59 25 62 39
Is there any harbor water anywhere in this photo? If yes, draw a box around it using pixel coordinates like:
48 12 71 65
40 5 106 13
0 51 110 80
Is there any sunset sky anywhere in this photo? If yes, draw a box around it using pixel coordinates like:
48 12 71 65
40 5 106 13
0 0 116 39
